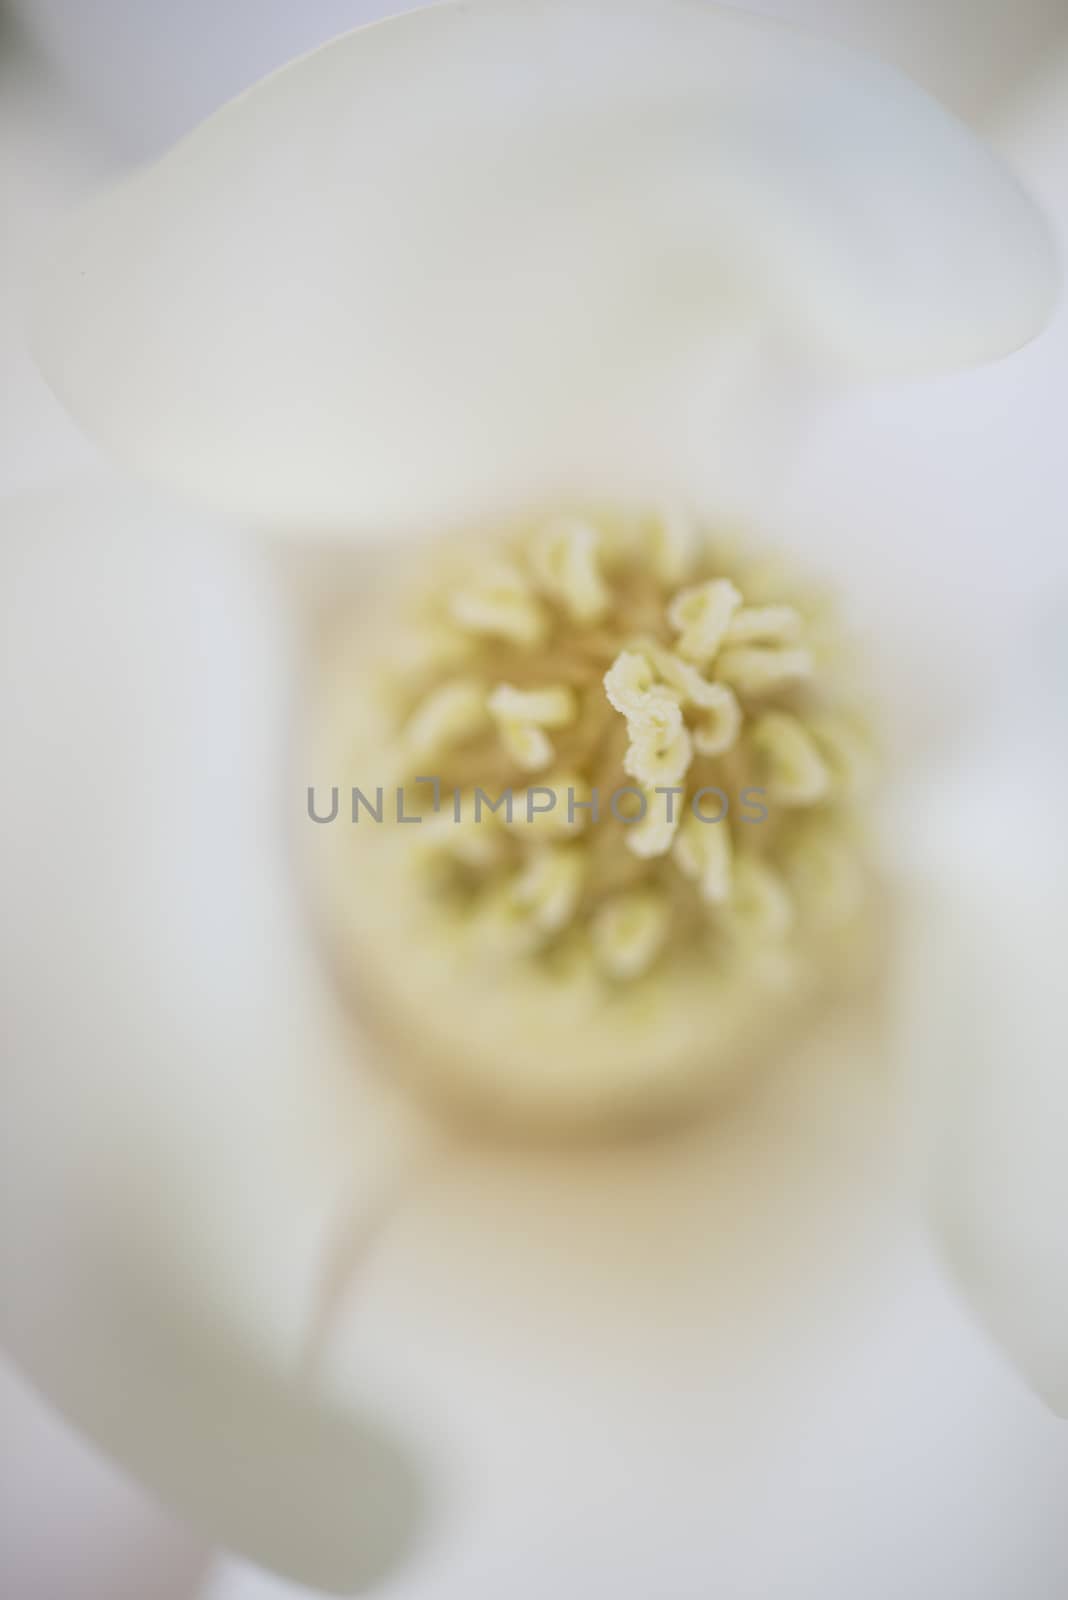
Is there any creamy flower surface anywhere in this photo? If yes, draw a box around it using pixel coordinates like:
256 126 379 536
3 1 1064 1593
307 507 877 1130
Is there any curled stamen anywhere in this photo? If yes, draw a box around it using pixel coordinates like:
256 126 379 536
404 679 488 759
416 800 507 871
667 578 741 664
649 645 727 710
647 505 698 587
748 710 830 805
511 845 586 937
728 856 794 942
604 650 658 718
715 645 813 696
450 562 548 647
622 695 693 787
724 605 803 646
529 516 609 623
489 682 578 772
692 685 742 758
591 889 670 981
626 788 683 859
673 810 733 905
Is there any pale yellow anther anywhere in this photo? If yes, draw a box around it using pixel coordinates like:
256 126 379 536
450 562 548 647
529 516 609 623
748 710 830 806
403 679 488 759
692 685 742 758
807 713 876 799
622 696 693 788
590 888 670 982
724 605 803 646
728 856 795 942
626 788 683 860
673 811 733 905
496 723 554 771
488 683 578 772
647 645 724 710
489 684 577 729
604 650 658 719
667 578 742 664
647 505 698 586
641 646 741 759
510 846 586 937
715 645 813 696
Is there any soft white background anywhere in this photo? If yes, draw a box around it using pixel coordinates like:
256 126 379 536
2 4 1067 1598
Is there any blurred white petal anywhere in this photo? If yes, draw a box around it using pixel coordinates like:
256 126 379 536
6 0 421 157
0 38 117 499
891 56 1068 1375
895 667 1068 1416
199 1124 1068 1598
0 475 429 1589
32 0 1055 538
774 46 1068 755
11 0 1068 155
761 1 1068 122
197 1562 324 1600
308 1014 910 1596
0 1355 208 1600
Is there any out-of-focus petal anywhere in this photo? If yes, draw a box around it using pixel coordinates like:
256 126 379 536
0 38 116 500
771 47 1068 760
0 1355 208 1600
32 0 1057 537
895 676 1068 1415
200 1226 1068 1599
301 1005 909 1597
197 1561 323 1600
11 0 1068 156
0 476 429 1589
8 0 420 158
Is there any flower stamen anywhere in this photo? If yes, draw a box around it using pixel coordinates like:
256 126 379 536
529 515 609 623
311 505 877 1129
667 578 742 664
488 682 578 771
591 888 670 982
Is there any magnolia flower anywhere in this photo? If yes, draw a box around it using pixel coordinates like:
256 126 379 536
2 2 1064 1594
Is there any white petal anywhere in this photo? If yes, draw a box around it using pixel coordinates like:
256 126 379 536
197 1559 324 1600
895 696 1068 1414
0 475 429 1588
0 1355 208 1600
0 37 117 501
11 0 424 157
306 1008 907 1595
33 0 1056 536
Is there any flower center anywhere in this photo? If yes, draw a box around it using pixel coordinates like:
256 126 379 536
306 508 876 1132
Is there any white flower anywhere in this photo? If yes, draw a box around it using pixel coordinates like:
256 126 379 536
2 2 1062 1593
